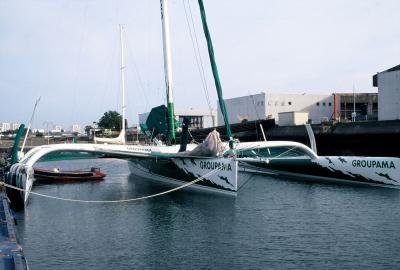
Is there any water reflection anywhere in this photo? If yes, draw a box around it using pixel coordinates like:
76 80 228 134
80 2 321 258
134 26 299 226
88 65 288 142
15 159 400 270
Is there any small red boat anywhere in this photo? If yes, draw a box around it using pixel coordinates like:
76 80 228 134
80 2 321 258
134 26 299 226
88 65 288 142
34 167 106 181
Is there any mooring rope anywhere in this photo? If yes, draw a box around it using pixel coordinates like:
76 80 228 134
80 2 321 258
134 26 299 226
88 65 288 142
0 165 224 203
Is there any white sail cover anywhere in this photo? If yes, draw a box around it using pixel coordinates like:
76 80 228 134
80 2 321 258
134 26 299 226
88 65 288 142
182 130 224 157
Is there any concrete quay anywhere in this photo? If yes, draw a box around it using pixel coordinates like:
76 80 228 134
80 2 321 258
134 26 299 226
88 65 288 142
0 151 28 270
0 186 28 270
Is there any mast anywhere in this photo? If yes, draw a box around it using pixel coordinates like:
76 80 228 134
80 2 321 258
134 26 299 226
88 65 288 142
120 24 126 140
94 25 126 144
197 0 234 149
160 0 176 144
352 84 356 122
21 97 41 154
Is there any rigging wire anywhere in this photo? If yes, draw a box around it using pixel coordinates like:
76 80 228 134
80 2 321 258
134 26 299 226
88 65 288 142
125 34 150 110
70 0 89 127
182 0 213 114
249 91 260 141
101 31 119 114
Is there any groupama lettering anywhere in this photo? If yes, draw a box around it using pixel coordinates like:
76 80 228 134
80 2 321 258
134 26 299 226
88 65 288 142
352 160 396 169
199 161 232 171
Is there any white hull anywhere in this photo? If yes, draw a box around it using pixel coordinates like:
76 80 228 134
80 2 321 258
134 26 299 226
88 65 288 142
128 161 237 195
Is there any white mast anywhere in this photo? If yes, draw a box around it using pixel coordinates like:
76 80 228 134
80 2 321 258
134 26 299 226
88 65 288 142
352 84 356 122
94 25 126 144
160 0 176 142
120 24 126 135
160 0 174 103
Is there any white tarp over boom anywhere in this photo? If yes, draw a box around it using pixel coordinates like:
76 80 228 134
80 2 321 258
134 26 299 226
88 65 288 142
181 130 225 157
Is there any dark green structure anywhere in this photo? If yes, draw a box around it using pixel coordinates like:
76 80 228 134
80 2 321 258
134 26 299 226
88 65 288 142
10 124 25 165
198 0 233 148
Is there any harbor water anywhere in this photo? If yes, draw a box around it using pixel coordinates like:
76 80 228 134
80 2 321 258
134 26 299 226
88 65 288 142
15 159 400 269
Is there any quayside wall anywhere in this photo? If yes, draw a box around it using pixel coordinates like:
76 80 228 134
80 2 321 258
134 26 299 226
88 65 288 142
181 120 400 157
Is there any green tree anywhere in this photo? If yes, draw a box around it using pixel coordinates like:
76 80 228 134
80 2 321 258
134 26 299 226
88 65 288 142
84 125 93 136
98 111 122 131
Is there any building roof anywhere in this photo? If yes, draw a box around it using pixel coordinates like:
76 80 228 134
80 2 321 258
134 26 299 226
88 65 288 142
373 64 400 87
384 64 400 73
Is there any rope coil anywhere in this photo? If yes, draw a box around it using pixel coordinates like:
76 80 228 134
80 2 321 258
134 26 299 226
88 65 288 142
0 165 224 204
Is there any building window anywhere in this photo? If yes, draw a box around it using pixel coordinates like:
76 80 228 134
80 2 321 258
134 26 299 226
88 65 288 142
261 101 264 106
316 102 320 106
288 101 292 105
328 102 332 106
323 102 326 106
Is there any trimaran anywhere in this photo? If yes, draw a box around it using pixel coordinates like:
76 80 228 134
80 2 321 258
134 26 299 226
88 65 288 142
124 0 400 189
5 0 400 207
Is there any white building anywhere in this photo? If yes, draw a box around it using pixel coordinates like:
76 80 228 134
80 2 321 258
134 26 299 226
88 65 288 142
373 64 400 120
139 108 216 129
32 128 45 134
52 125 62 132
12 123 20 130
72 124 81 133
218 92 334 125
278 112 309 126
0 123 11 133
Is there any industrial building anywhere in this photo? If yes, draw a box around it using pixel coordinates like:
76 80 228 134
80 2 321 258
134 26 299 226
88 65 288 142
0 123 21 133
332 93 378 121
12 123 20 130
0 123 11 133
373 64 400 120
218 92 334 125
139 108 216 130
71 124 81 134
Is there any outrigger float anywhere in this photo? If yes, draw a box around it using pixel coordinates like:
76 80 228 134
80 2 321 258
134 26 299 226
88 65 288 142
234 141 400 187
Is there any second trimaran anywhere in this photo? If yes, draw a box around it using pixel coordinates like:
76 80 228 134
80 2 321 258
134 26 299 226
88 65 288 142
7 0 400 206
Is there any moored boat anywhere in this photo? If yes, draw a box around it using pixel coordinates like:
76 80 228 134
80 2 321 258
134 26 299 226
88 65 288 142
34 167 106 182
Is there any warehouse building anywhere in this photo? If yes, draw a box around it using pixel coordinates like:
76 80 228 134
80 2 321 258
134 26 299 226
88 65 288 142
0 123 11 133
139 108 216 130
373 64 400 120
0 123 21 133
217 92 334 125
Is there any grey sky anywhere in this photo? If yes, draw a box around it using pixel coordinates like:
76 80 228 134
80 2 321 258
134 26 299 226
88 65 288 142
1 0 399 130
